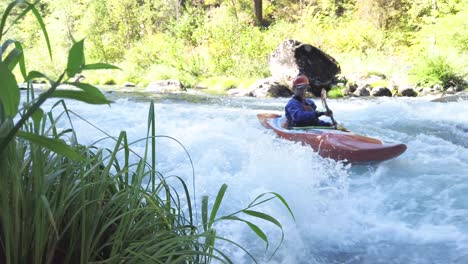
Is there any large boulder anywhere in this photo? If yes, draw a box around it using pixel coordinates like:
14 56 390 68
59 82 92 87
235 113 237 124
269 39 341 96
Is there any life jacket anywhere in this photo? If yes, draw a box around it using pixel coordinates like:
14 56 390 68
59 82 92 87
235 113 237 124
286 95 320 128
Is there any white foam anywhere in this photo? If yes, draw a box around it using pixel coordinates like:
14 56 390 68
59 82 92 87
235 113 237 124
34 93 468 263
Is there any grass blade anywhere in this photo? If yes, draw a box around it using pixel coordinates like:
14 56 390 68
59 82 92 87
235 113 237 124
40 195 59 239
222 215 268 249
0 0 23 39
202 196 208 232
0 61 19 118
269 192 296 221
28 1 52 60
249 192 296 221
1 39 26 78
4 46 22 70
242 209 282 228
208 184 227 229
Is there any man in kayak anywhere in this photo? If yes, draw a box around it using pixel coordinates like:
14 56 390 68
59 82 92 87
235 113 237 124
285 75 333 128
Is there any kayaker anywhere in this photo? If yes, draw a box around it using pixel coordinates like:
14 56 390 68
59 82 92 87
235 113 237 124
285 75 333 128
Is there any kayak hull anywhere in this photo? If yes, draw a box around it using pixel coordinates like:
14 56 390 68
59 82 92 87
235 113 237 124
257 113 407 163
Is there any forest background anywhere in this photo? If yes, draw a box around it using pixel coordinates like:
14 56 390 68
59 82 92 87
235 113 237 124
4 0 467 92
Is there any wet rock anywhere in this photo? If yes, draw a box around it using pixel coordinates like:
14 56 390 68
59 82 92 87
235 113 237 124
347 82 358 93
269 39 340 96
371 86 392 97
146 80 184 93
227 88 247 96
431 91 468 102
354 85 370 96
445 87 456 94
247 77 292 98
398 87 417 97
432 84 443 92
123 82 135 87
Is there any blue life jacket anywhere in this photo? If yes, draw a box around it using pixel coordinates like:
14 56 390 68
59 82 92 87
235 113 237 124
285 95 330 127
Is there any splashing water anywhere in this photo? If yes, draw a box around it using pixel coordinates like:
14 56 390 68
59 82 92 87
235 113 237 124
42 92 468 264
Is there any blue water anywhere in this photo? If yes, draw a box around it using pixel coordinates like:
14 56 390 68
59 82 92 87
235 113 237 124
40 91 468 263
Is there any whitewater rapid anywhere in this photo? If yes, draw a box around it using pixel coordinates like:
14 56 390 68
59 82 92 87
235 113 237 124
42 92 468 264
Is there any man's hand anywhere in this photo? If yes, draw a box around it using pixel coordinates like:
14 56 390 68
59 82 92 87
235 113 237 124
317 110 332 118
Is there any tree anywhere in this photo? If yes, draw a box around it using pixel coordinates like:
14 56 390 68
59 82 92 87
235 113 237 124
254 0 263 26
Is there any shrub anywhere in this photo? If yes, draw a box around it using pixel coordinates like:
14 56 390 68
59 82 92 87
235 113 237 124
411 55 465 88
329 86 345 98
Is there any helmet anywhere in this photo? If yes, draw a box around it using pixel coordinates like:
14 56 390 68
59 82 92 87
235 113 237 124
292 75 309 87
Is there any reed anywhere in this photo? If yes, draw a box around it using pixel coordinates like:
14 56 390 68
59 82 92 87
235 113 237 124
0 1 294 263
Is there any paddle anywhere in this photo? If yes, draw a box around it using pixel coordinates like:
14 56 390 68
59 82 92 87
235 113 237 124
319 88 350 132
320 88 338 128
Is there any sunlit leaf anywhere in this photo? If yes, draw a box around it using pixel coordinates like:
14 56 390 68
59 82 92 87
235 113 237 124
26 70 53 84
83 63 121 71
4 47 22 70
66 39 85 78
65 82 109 103
31 107 43 131
15 41 26 79
50 90 112 105
1 40 27 80
17 130 83 160
0 61 19 118
1 39 15 55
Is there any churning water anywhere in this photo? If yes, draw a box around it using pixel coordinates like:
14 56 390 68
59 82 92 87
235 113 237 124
42 91 468 264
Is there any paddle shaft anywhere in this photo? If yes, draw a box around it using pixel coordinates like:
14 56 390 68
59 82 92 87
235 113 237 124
321 88 338 127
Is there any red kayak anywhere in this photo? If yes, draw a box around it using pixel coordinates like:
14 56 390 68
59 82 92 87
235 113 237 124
257 113 407 163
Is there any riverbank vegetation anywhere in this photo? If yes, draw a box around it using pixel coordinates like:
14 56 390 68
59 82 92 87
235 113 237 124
4 0 466 92
1 1 294 262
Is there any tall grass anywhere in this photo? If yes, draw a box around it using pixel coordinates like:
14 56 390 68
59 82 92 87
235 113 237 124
0 1 294 263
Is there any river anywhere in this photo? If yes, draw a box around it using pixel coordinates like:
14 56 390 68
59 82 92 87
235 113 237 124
43 90 468 264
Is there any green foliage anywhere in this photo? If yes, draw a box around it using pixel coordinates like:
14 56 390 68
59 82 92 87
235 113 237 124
1 2 294 263
199 76 239 92
411 55 465 88
328 86 345 98
355 0 411 30
5 0 467 91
